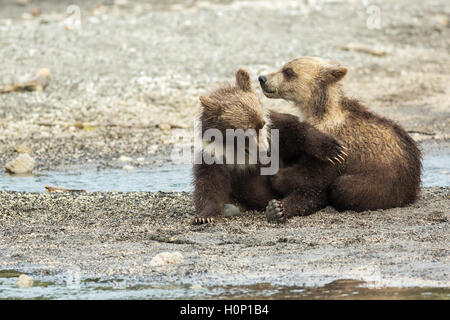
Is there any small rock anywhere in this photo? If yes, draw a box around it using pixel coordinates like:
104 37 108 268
17 274 33 288
15 0 31 6
434 14 448 27
1 68 50 93
115 0 130 8
123 165 134 171
29 8 41 17
191 284 202 290
118 155 133 163
148 145 158 154
5 153 35 174
150 251 184 266
14 144 32 154
24 68 50 91
158 123 172 130
223 203 241 217
39 131 51 138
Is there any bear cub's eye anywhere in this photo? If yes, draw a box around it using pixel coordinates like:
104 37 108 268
282 68 296 79
282 68 296 80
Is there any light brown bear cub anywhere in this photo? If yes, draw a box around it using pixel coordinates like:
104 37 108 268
193 69 346 224
259 56 422 215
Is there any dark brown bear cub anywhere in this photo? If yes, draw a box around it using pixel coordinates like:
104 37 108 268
259 56 422 214
193 69 346 224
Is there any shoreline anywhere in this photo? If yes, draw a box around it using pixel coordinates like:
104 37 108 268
0 187 448 289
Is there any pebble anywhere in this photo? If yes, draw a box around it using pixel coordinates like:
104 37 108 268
115 0 129 7
148 145 159 154
15 0 31 6
123 165 134 171
433 14 448 27
118 155 133 163
30 8 41 17
5 153 35 174
14 144 32 154
17 274 33 288
158 123 172 131
150 251 184 266
223 204 241 217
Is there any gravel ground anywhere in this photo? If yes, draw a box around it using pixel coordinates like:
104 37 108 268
0 0 449 292
0 0 449 170
0 188 448 289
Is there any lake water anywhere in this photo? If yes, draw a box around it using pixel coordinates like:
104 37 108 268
0 270 448 300
0 163 194 193
0 153 449 193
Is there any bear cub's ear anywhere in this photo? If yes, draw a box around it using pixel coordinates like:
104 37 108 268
235 68 253 92
199 96 217 111
320 64 348 83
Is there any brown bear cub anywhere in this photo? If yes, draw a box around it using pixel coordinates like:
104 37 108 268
259 56 422 216
193 69 346 224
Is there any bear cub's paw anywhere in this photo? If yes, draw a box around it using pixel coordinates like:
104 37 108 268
308 133 347 165
265 199 286 223
192 213 222 225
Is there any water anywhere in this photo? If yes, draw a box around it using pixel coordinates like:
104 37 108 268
0 154 448 192
421 154 450 187
0 271 448 300
0 164 193 193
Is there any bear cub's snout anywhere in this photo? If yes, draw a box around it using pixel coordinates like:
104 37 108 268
258 75 267 84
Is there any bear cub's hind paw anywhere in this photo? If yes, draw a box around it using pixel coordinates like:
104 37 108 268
192 215 221 225
192 214 222 225
265 199 286 223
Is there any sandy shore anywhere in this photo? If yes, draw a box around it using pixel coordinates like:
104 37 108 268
0 187 448 288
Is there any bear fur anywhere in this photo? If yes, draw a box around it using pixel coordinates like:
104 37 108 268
193 69 346 224
259 56 422 214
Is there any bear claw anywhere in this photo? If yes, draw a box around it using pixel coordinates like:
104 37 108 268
193 216 217 225
337 145 348 160
327 145 347 166
265 199 286 223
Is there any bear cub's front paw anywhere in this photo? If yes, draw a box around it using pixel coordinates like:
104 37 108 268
311 137 347 165
265 199 286 223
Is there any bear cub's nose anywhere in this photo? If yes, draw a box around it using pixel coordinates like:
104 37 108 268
258 75 267 84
